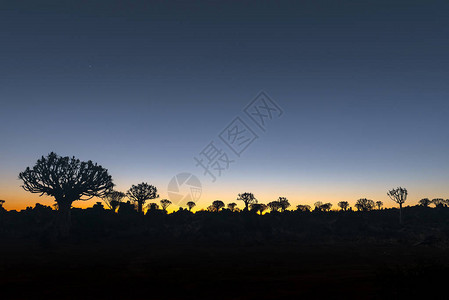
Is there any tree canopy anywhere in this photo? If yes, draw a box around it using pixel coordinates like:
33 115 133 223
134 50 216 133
19 152 113 203
237 192 257 211
126 182 159 213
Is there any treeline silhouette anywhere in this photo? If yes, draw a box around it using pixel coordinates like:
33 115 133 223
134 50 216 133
2 152 448 245
2 198 449 247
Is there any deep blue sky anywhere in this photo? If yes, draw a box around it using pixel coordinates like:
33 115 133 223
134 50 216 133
1 0 449 210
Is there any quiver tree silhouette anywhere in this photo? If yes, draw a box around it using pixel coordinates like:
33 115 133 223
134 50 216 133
0 200 5 208
314 201 323 212
296 204 311 212
258 203 267 214
211 200 225 212
102 190 125 212
160 199 172 212
277 197 290 212
126 182 159 213
419 198 431 207
338 201 349 211
227 202 237 212
18 152 114 236
267 201 281 212
375 201 383 210
267 197 290 212
146 202 160 211
186 201 196 211
321 203 332 212
250 203 267 215
355 198 375 211
237 192 257 211
431 198 448 208
387 187 407 224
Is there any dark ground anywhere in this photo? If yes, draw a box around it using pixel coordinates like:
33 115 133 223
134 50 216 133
1 238 449 300
2 206 449 299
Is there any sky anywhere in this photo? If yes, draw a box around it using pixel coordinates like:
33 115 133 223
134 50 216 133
1 0 449 211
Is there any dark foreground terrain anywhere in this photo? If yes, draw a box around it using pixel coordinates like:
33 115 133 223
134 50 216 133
1 239 449 299
2 205 449 299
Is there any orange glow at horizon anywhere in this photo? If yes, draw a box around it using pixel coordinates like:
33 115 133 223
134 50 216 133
2 169 449 212
1 184 442 212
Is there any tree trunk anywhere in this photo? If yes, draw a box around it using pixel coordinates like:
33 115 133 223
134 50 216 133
56 200 72 238
137 201 143 213
399 203 403 225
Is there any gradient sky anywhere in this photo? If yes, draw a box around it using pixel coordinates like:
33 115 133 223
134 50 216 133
1 0 449 211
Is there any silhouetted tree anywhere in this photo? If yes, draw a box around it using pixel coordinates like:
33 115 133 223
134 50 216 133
211 200 225 212
267 201 281 212
19 152 113 236
375 201 383 210
278 197 291 212
102 190 126 212
296 204 311 212
0 200 4 208
227 202 237 212
432 198 448 208
249 203 259 213
314 201 323 211
186 201 196 211
338 201 349 211
267 197 290 212
321 203 332 212
126 182 159 213
388 187 407 224
418 198 431 207
355 198 375 211
237 192 257 211
146 202 160 211
160 199 172 211
250 203 267 215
